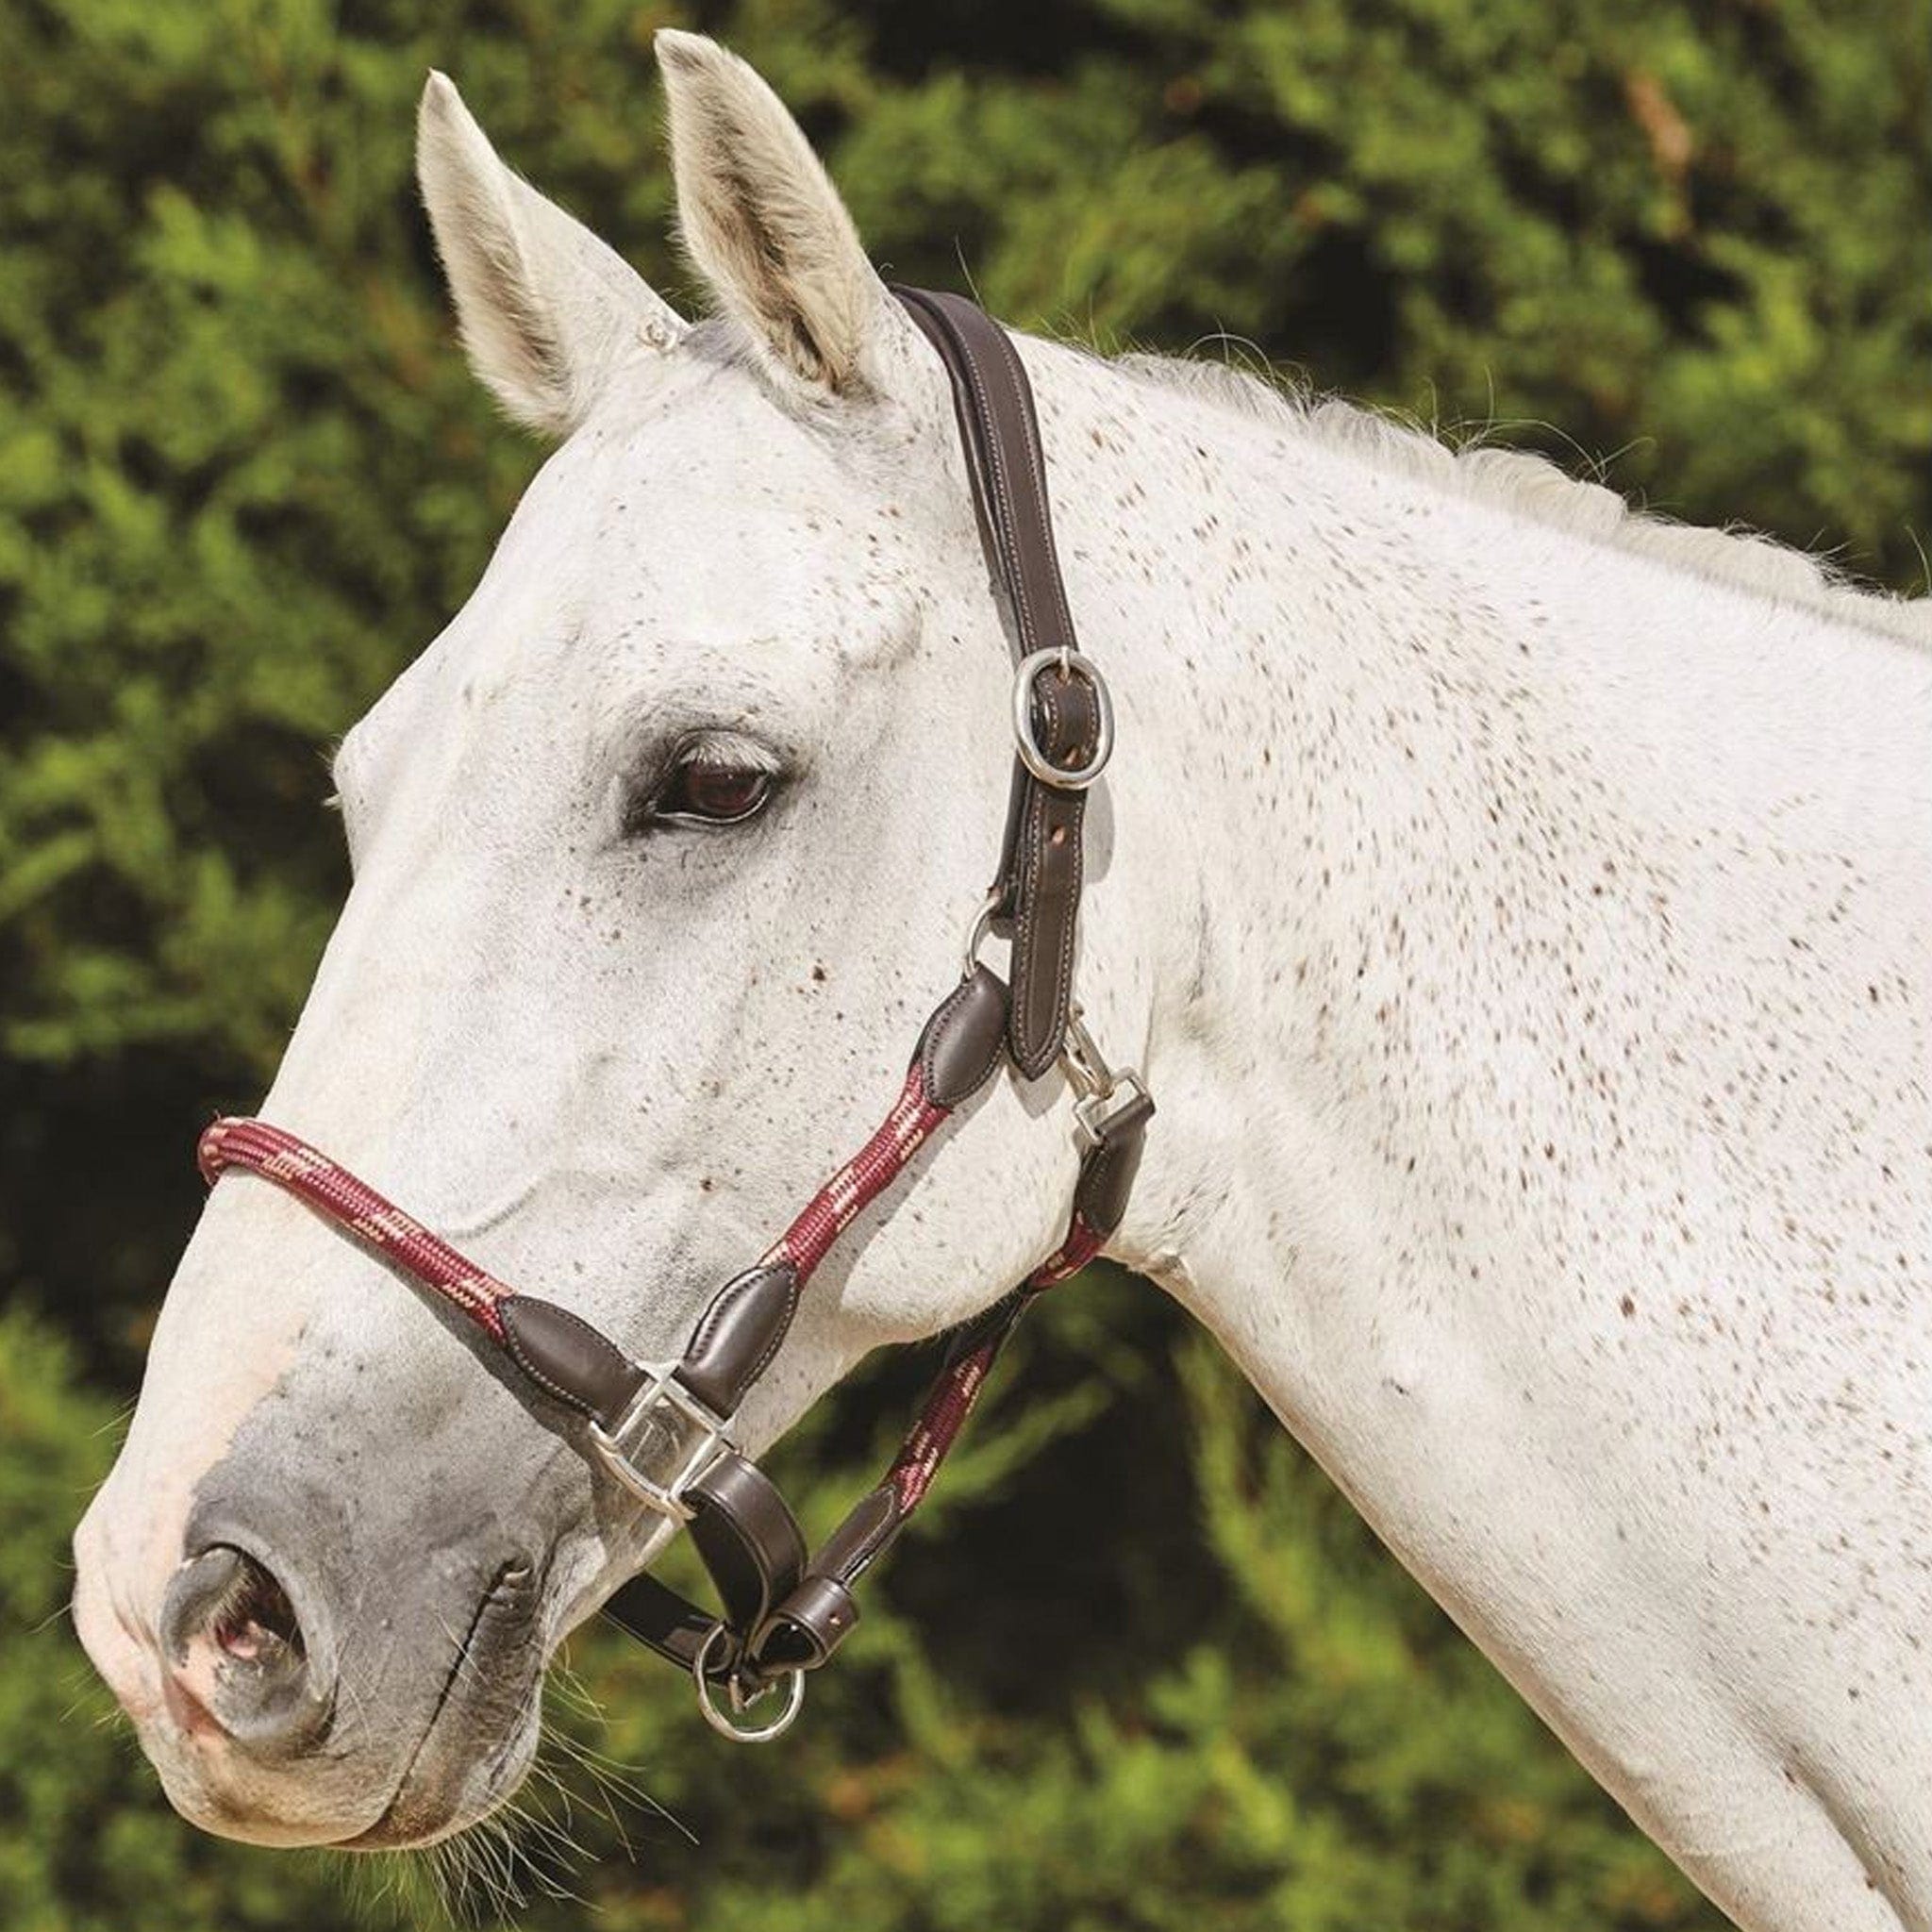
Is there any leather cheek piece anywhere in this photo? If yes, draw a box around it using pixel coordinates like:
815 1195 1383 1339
499 1294 649 1425
676 1262 801 1417
916 965 1009 1106
1007 672 1100 1079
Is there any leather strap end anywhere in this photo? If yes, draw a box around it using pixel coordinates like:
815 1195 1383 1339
498 1295 648 1426
1074 1090 1155 1240
676 1263 799 1418
601 1570 724 1674
750 1574 862 1674
915 965 1009 1107
810 1484 901 1586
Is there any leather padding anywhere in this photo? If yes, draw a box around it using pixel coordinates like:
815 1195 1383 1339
500 1294 648 1425
915 966 1009 1106
688 1453 808 1644
676 1263 799 1417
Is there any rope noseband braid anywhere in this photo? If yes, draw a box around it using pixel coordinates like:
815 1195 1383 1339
197 289 1153 1743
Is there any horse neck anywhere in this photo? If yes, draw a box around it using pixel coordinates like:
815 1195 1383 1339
1060 349 1932 1467
1036 351 1932 1919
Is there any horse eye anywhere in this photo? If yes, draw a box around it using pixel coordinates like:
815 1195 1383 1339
654 758 775 826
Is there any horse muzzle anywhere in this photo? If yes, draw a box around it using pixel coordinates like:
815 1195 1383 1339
76 1461 552 1848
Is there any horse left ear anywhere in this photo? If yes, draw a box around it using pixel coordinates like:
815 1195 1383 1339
656 31 917 400
418 72 688 437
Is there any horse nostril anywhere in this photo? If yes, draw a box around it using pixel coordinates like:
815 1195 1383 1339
160 1545 331 1754
208 1554 304 1666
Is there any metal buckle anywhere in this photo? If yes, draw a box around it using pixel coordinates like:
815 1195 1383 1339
1059 1006 1150 1149
590 1365 735 1523
1011 648 1115 791
691 1624 807 1744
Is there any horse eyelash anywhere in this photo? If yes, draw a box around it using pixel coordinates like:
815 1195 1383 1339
622 729 786 837
670 730 784 774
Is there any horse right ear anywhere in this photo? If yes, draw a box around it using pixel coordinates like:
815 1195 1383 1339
416 72 688 438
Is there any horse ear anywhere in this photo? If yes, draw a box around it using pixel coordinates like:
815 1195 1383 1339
655 31 918 399
416 72 688 438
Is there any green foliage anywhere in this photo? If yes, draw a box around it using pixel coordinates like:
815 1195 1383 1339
1 0 1923 1925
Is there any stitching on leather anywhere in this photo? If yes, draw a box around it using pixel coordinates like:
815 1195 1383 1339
683 1271 754 1363
835 1488 900 1583
1013 783 1048 1070
986 321 1078 648
949 323 1034 643
1045 684 1096 1053
684 1265 800 1390
1079 1141 1122 1234
903 293 1026 649
1011 676 1061 1072
1011 670 1090 1076
1027 798 1085 1076
500 1301 605 1419
946 315 1041 652
1071 679 1100 765
1058 793 1085 1059
916 974 978 1102
919 974 1003 1107
736 1272 806 1396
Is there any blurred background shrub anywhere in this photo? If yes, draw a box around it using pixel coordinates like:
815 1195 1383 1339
2 0 1924 1924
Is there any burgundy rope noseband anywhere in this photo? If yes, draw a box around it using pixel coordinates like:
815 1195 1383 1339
198 289 1153 1742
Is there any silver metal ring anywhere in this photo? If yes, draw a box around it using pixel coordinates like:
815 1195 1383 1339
960 886 1004 979
691 1625 806 1744
1011 648 1114 791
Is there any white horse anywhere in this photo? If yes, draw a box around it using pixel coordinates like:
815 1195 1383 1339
73 32 1931 1930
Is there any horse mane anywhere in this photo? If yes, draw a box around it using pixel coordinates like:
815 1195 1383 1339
1108 349 1932 650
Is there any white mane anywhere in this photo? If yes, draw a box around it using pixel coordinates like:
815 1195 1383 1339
1112 349 1932 649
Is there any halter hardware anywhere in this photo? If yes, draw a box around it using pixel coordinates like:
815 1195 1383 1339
1061 1007 1152 1151
960 885 1005 979
590 1365 735 1523
692 1626 807 1743
1011 647 1115 789
195 288 1154 1743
